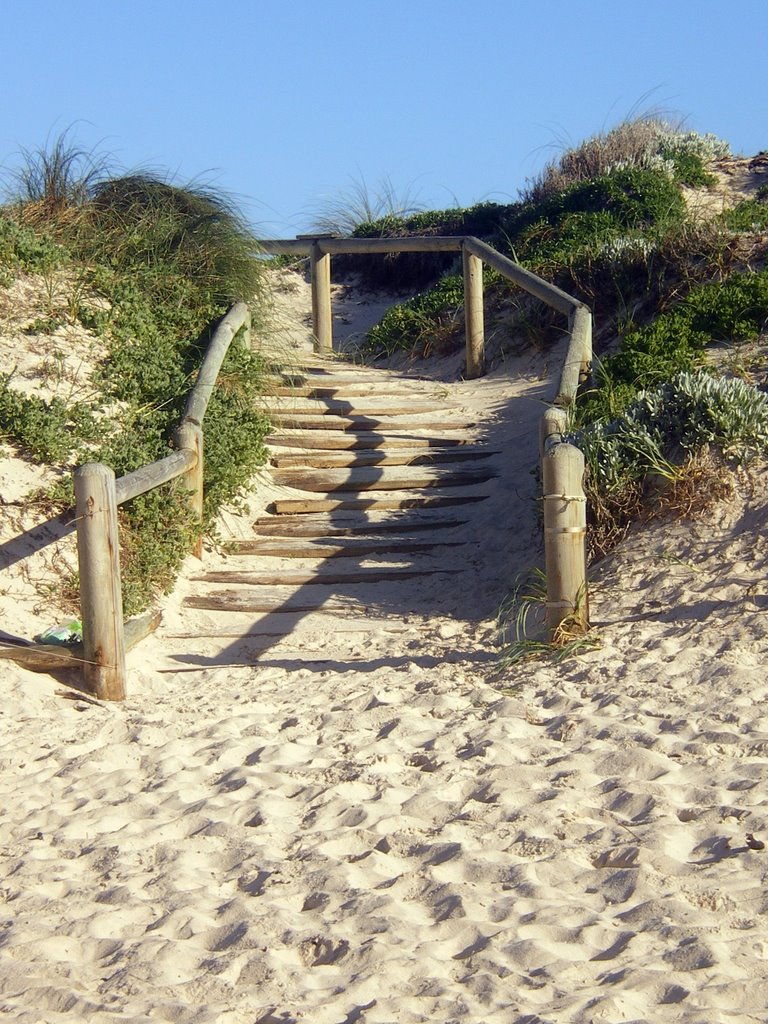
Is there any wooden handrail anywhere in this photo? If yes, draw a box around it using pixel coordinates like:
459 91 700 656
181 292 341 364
259 231 592 638
73 303 252 700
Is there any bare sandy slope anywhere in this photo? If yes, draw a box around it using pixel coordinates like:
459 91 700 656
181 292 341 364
2 267 768 1022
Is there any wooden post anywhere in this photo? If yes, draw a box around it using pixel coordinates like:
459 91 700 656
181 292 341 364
310 242 333 355
175 422 204 557
542 439 588 639
74 463 126 701
463 246 485 379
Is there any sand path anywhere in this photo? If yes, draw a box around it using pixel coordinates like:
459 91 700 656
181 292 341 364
2 273 768 1022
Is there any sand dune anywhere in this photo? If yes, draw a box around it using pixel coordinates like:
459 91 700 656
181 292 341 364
2 270 768 1022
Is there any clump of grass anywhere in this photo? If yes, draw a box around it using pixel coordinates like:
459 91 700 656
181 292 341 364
522 118 730 203
496 569 599 669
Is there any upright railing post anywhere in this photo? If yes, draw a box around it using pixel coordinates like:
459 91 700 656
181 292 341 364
74 463 126 701
541 408 588 640
463 245 485 379
310 241 333 355
175 422 204 558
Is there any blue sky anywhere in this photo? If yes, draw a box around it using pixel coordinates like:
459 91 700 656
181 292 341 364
1 0 765 238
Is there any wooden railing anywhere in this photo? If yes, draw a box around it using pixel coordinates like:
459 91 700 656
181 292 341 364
73 236 591 701
262 234 592 638
73 302 252 701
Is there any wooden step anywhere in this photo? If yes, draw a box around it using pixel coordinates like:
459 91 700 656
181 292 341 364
271 465 496 492
265 399 454 416
270 385 440 399
194 567 459 586
270 447 497 469
230 537 464 558
269 493 488 515
183 591 364 613
268 414 471 432
267 432 472 450
250 513 468 537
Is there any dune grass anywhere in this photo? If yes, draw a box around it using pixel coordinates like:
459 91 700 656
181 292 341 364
0 133 272 615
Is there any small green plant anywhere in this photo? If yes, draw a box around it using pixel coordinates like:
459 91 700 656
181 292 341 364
496 569 598 668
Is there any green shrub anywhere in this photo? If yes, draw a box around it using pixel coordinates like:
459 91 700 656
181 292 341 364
576 370 768 497
2 139 272 614
578 268 768 425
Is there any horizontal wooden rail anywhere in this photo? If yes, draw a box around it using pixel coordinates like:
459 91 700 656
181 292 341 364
115 449 197 505
462 237 580 317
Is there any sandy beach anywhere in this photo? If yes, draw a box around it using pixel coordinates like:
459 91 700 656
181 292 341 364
2 267 768 1023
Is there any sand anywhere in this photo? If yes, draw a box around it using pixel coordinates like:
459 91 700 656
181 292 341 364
2 264 768 1023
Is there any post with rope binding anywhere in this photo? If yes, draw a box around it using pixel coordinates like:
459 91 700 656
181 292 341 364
541 407 588 640
74 462 127 701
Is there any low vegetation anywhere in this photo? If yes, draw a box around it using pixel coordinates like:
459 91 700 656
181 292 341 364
0 134 272 615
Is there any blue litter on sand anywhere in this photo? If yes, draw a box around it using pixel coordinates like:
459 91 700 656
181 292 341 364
37 620 83 646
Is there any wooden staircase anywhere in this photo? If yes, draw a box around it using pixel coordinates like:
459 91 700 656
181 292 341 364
183 357 499 622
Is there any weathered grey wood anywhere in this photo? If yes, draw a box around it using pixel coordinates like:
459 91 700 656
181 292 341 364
272 465 496 492
556 305 593 406
260 236 464 256
0 641 86 671
310 242 333 354
231 538 462 558
175 422 204 557
267 432 468 450
268 414 469 431
542 440 588 638
539 406 568 461
251 514 467 537
270 447 497 469
265 399 453 416
463 246 485 379
74 463 126 701
182 302 251 425
270 384 425 398
195 567 458 586
463 237 580 316
184 591 362 613
115 449 197 505
271 493 487 515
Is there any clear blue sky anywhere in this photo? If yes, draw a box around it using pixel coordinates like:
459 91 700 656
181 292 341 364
1 0 765 238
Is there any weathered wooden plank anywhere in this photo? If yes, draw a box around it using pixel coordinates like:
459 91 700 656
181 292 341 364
183 592 361 613
194 567 459 585
270 493 488 515
270 385 429 398
267 433 469 450
270 447 497 469
268 414 470 431
230 538 463 558
265 400 454 416
250 514 468 537
272 465 496 492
